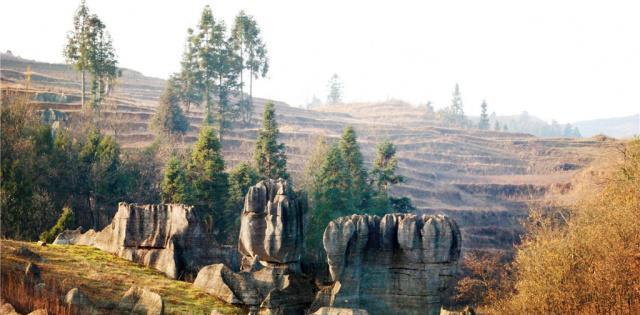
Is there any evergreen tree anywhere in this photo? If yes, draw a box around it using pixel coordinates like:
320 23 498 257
450 83 465 126
494 121 501 131
339 126 370 209
228 162 259 211
192 5 240 141
307 144 355 256
187 126 228 219
479 100 490 130
300 136 330 192
175 28 203 113
327 74 343 104
254 102 288 180
503 124 509 132
425 101 435 115
225 162 259 243
232 10 269 124
151 77 190 137
64 0 119 112
160 155 189 203
85 14 119 109
63 0 91 110
371 140 404 192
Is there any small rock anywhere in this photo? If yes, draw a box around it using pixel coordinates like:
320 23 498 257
312 307 370 315
0 301 22 315
210 311 224 315
65 287 90 306
119 286 164 315
37 241 47 247
26 309 48 315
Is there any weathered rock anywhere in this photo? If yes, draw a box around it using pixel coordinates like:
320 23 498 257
440 306 475 315
65 288 93 313
36 241 46 247
320 214 461 315
312 307 370 315
195 179 313 315
0 300 22 315
53 203 236 279
24 262 41 284
238 179 303 270
119 286 164 315
194 263 314 315
26 310 47 315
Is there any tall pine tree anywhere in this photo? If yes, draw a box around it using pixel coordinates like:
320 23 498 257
254 102 288 180
479 100 490 130
160 155 189 203
339 126 370 210
151 77 189 137
187 126 228 219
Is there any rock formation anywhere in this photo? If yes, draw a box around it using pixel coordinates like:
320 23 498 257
238 179 303 271
53 202 235 279
319 214 461 315
118 286 164 315
195 179 314 315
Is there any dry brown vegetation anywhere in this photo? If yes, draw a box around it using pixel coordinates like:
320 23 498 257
461 138 640 314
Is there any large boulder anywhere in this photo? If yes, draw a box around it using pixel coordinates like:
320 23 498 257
312 307 370 315
118 286 164 315
194 263 314 315
53 203 235 279
195 179 313 315
238 179 303 270
320 214 461 315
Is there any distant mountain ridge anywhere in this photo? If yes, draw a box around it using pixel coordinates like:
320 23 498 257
573 114 640 139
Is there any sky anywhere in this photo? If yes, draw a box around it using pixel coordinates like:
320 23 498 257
1 0 639 123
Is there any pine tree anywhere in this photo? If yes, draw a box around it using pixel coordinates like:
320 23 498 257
254 102 288 180
160 155 189 203
339 126 370 209
232 11 269 124
85 14 119 109
63 0 91 110
187 126 228 218
371 140 404 192
450 83 465 126
151 77 189 137
224 162 259 243
479 100 490 130
228 162 259 210
494 121 501 131
307 144 355 256
192 5 239 141
370 140 411 215
327 74 343 104
175 28 203 113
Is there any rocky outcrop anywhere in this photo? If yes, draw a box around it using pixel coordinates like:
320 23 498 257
194 263 314 315
195 179 313 315
53 202 235 279
238 179 303 271
311 307 370 315
118 286 164 315
320 214 461 315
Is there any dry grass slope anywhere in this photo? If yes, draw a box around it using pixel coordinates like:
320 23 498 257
0 240 242 315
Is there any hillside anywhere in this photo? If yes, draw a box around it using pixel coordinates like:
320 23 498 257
0 240 241 315
573 114 640 138
0 52 618 251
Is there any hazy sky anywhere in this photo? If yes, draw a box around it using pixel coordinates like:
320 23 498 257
2 0 639 123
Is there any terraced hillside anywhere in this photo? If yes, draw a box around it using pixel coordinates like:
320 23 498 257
1 52 616 251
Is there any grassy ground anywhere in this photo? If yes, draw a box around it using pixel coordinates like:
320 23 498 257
0 239 243 315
